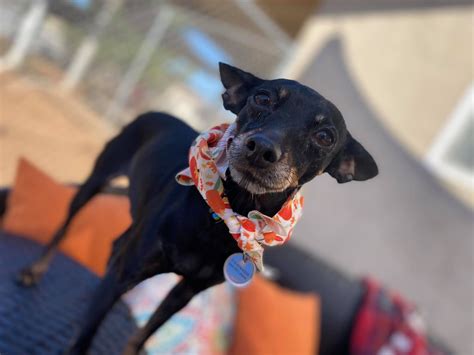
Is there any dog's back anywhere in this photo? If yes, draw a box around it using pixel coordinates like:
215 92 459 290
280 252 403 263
102 112 198 218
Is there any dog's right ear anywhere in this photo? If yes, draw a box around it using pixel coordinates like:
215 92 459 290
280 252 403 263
325 132 378 183
219 62 263 114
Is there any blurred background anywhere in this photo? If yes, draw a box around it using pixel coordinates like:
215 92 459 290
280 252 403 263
0 0 472 353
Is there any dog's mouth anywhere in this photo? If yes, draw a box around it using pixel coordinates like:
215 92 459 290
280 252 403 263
228 164 293 194
226 136 298 195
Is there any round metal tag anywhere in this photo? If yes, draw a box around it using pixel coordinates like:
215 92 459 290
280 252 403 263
223 253 255 288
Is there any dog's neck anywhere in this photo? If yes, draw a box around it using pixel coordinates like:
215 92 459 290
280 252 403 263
223 173 297 217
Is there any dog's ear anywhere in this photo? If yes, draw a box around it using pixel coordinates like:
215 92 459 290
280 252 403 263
325 133 378 183
219 62 263 114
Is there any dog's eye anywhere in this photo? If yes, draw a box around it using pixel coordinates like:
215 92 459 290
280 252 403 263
315 129 334 147
254 93 271 106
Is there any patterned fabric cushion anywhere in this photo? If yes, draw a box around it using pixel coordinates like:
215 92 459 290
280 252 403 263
123 273 236 354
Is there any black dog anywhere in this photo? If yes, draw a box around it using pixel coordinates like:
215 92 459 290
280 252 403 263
18 63 378 354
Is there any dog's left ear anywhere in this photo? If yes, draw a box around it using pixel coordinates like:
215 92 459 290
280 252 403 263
219 62 263 114
325 133 378 183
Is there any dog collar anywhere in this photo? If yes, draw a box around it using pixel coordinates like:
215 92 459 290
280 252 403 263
176 123 304 271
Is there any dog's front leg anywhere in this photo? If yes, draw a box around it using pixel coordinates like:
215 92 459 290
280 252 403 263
122 276 221 355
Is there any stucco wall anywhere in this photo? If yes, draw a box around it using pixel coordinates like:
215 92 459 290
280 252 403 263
283 6 472 155
282 5 473 205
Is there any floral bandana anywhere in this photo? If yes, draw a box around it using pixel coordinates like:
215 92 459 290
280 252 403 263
176 123 304 271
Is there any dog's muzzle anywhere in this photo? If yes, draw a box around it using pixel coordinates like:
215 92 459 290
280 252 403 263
243 134 282 169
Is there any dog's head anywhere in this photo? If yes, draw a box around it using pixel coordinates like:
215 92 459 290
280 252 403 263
219 63 378 194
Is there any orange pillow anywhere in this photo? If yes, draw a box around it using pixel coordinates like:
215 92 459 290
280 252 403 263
230 275 320 355
2 158 131 275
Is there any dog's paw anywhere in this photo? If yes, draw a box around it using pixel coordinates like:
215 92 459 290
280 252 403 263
122 345 136 355
122 343 147 355
16 267 43 287
63 346 82 355
63 337 84 355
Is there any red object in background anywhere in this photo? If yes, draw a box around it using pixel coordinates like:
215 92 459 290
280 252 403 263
351 278 446 355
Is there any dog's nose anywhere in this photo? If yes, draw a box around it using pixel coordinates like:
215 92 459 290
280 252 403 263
244 134 281 167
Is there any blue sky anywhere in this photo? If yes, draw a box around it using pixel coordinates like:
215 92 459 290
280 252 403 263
181 28 233 103
69 0 91 10
182 29 232 68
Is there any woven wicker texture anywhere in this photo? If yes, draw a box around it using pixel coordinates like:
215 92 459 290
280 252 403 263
0 232 138 355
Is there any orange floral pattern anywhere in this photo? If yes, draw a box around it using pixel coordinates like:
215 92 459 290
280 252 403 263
176 124 304 271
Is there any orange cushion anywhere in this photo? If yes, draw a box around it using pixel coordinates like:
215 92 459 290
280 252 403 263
230 275 320 355
2 158 131 275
